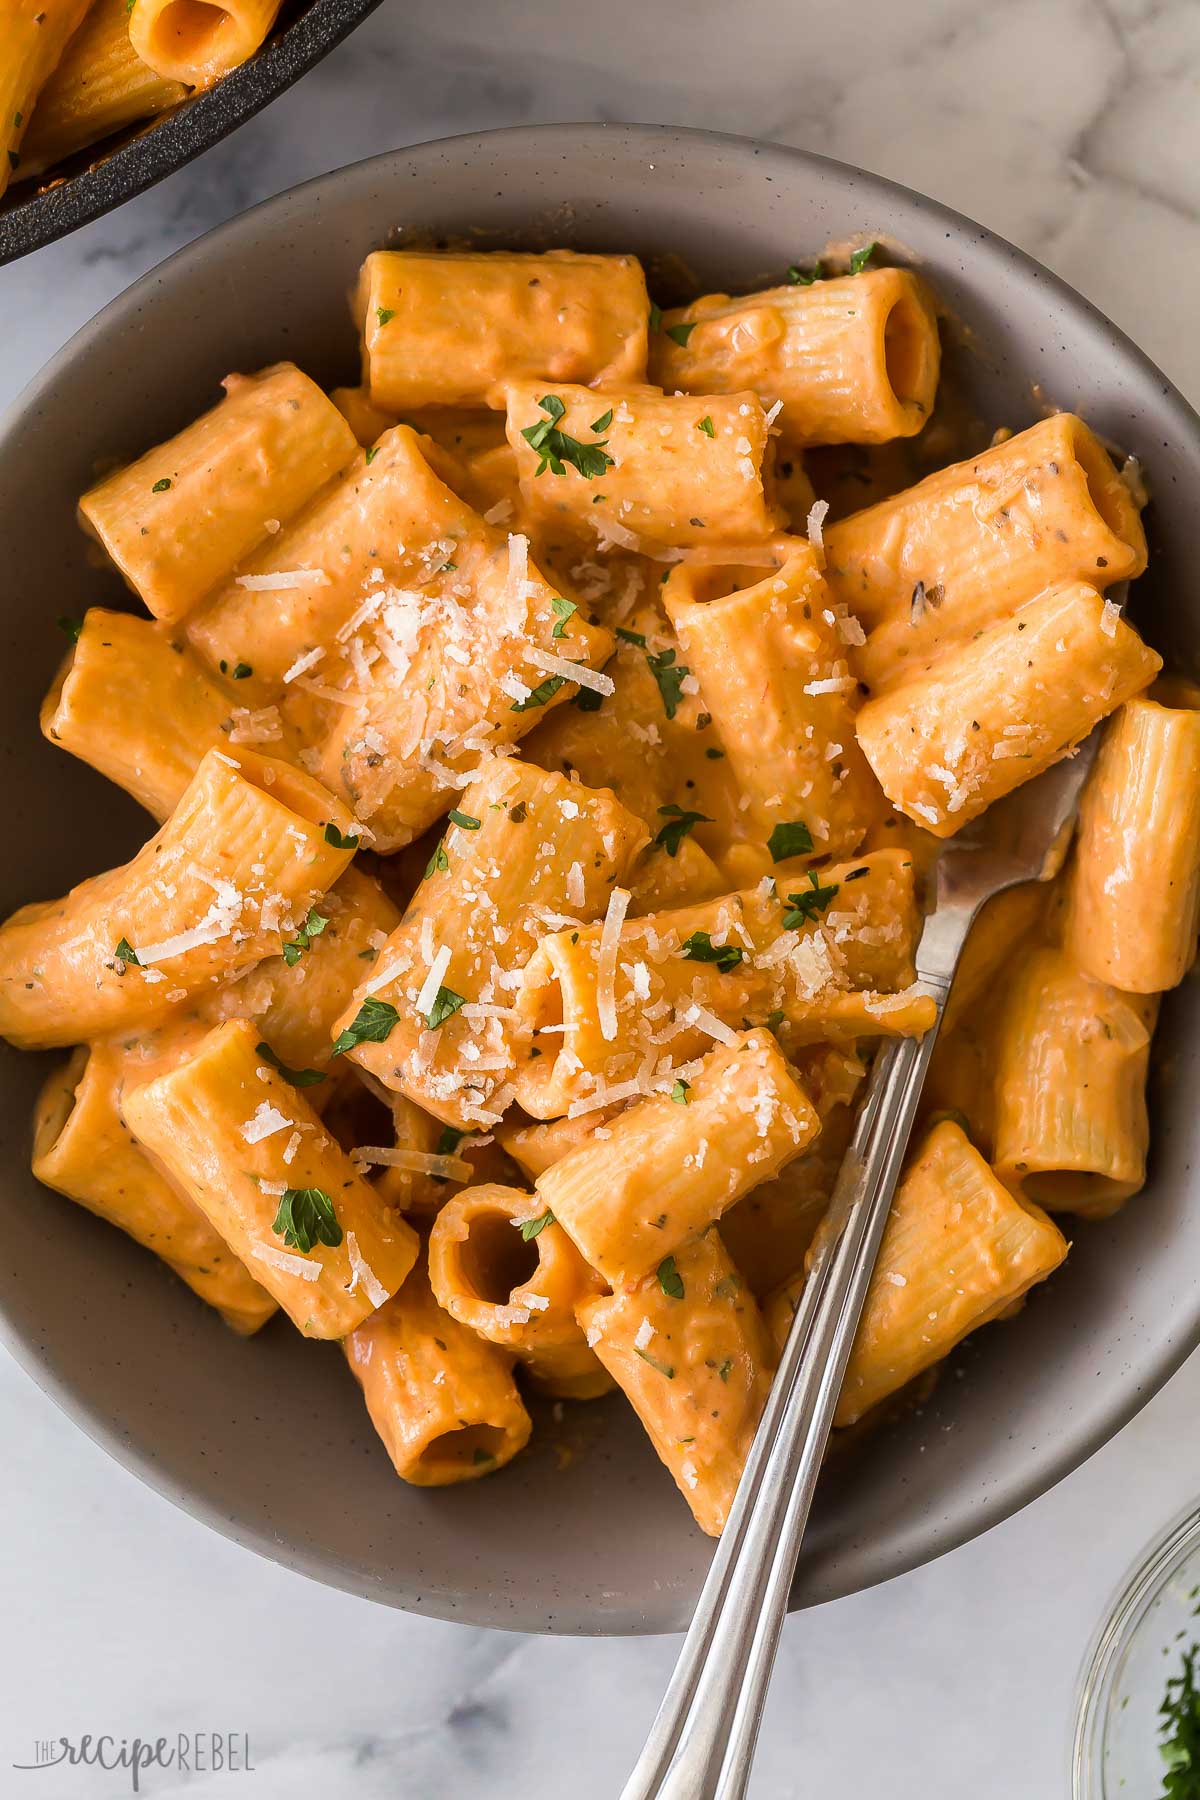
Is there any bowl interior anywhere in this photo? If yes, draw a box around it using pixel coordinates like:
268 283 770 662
1 125 1198 1634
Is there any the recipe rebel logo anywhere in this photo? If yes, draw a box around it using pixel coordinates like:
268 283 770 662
12 1732 255 1791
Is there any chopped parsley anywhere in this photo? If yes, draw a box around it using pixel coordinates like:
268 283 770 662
323 822 360 850
424 985 466 1029
517 1208 554 1242
717 1358 733 1383
590 408 614 434
231 662 252 680
657 1255 685 1299
255 1042 326 1087
705 747 725 760
665 321 696 348
376 306 396 326
681 931 744 973
787 260 823 285
431 1125 473 1184
425 841 449 878
633 1346 675 1379
332 996 399 1055
615 626 647 647
1159 1639 1200 1797
282 906 330 967
782 870 840 929
573 685 604 712
521 394 614 480
56 615 83 642
550 596 577 639
114 937 139 966
645 647 689 720
697 415 715 437
365 446 379 465
844 865 871 881
272 1185 342 1254
850 241 878 274
767 820 814 863
655 804 711 857
511 674 567 712
509 801 528 823
448 810 481 831
648 301 663 333
671 1079 691 1105
151 477 172 493
472 1448 495 1466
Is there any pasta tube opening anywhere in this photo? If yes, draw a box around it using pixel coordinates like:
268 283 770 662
129 0 278 86
458 1208 542 1305
419 1423 515 1480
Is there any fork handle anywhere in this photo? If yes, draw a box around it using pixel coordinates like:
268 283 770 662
621 991 948 1800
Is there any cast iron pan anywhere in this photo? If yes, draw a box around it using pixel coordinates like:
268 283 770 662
0 0 384 266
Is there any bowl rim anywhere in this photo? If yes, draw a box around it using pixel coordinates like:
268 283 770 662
0 0 385 268
3 121 1199 1633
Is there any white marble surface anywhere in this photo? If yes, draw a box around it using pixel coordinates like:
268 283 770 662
2 2 1200 1794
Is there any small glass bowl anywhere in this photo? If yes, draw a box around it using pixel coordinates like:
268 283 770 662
1073 1500 1200 1796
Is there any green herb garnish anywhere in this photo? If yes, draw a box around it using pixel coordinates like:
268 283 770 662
657 1255 685 1299
517 1208 554 1242
590 408 613 434
782 870 840 928
255 1042 326 1087
151 478 172 493
376 306 395 326
448 810 481 831
56 615 83 642
550 597 577 639
615 626 646 647
634 1346 675 1379
767 820 814 863
332 996 399 1055
645 647 688 720
681 931 744 974
654 804 711 857
324 822 360 850
365 446 379 465
665 322 696 348
114 937 139 966
521 395 614 480
511 674 567 712
1158 1640 1200 1796
272 1186 342 1254
849 241 878 274
425 841 449 878
424 985 466 1029
671 1079 691 1105
282 906 330 967
697 415 715 437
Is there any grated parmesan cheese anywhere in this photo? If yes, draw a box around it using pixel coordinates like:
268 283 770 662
596 887 630 1041
346 1231 389 1308
234 569 329 590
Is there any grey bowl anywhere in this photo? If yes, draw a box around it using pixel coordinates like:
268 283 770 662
1 124 1197 1636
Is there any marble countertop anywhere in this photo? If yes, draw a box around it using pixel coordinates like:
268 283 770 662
3 1 1199 1794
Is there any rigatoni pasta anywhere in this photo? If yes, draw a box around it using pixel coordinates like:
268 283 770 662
649 265 941 447
79 364 357 626
10 236 1179 1537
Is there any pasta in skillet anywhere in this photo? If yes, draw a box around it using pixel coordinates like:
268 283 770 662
7 239 1186 1537
0 0 286 199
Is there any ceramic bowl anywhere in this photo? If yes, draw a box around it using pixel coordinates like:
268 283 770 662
1 125 1197 1634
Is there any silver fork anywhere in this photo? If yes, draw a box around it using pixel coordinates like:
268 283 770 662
621 735 1100 1800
